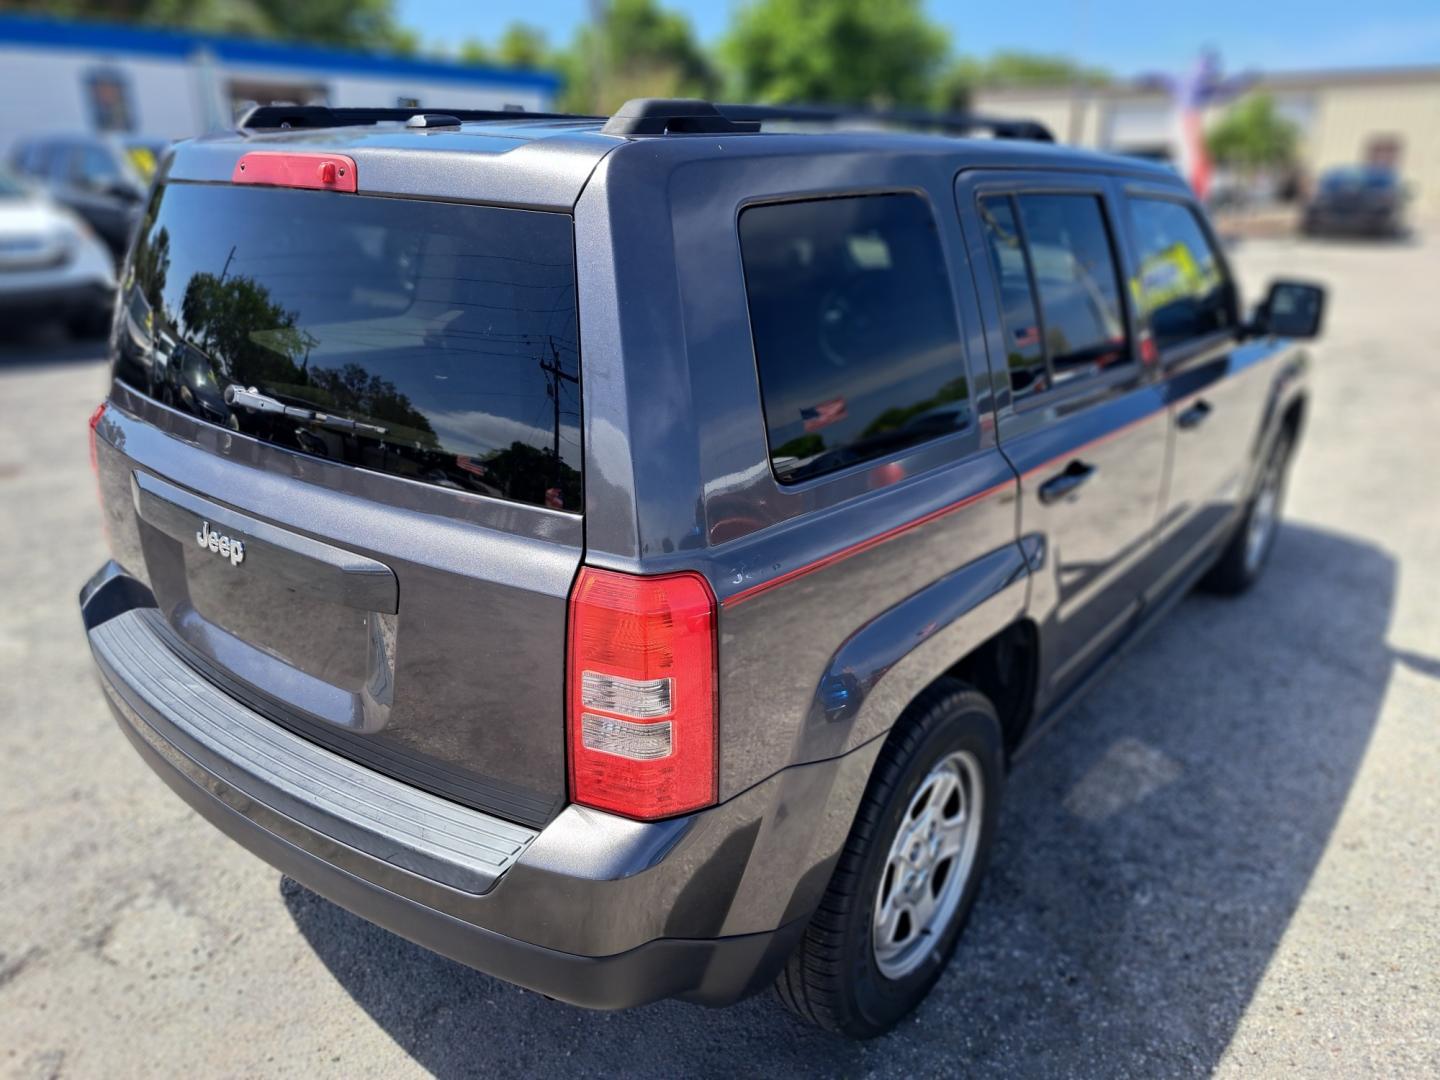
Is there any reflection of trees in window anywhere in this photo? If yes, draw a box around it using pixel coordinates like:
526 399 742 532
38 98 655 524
135 225 169 313
176 272 437 448
770 376 970 475
862 376 969 438
465 440 581 511
773 433 825 460
300 363 437 449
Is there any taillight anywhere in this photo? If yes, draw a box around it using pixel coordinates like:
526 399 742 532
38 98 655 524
566 566 717 820
88 401 107 474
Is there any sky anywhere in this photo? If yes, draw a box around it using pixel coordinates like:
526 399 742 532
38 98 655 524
396 0 1440 78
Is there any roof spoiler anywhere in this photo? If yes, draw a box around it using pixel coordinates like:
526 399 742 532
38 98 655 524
237 104 601 131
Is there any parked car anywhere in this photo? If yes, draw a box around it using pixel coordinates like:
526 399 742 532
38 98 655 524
1302 165 1408 237
9 133 167 259
0 168 115 336
80 100 1324 1039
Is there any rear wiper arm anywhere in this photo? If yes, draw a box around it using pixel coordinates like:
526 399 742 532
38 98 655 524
224 385 389 436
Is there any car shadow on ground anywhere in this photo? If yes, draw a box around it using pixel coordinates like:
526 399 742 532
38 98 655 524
283 522 1402 1078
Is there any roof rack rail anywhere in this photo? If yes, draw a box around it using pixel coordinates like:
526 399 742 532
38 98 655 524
238 104 601 131
716 103 1055 142
235 99 1055 143
600 99 760 136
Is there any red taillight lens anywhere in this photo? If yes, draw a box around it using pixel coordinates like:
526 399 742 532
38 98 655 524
88 401 107 474
566 566 717 820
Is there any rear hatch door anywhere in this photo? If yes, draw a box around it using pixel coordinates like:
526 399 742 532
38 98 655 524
100 175 583 827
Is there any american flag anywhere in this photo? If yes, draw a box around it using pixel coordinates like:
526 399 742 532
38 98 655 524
801 397 848 432
1157 51 1251 201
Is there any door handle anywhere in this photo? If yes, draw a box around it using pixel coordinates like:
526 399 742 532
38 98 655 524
1037 460 1098 505
1177 399 1213 430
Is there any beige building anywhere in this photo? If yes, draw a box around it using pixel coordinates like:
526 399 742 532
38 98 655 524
973 65 1440 214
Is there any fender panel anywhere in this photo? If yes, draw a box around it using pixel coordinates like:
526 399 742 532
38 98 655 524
804 541 1030 761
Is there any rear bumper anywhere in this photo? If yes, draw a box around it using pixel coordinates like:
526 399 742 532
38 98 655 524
82 562 869 1009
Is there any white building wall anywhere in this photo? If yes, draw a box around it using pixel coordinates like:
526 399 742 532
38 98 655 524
324 74 549 113
0 46 204 155
0 43 556 160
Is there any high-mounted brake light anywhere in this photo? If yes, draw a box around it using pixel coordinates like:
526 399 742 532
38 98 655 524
566 567 717 820
232 152 357 192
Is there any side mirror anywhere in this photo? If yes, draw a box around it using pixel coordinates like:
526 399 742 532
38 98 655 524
1253 279 1326 340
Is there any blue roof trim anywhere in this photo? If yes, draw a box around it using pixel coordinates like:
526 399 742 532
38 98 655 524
0 13 561 93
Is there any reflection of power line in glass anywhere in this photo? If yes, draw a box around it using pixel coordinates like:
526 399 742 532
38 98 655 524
540 335 580 498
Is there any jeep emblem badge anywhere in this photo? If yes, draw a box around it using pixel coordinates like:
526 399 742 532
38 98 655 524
196 521 245 566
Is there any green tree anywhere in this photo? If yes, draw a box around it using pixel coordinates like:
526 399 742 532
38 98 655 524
931 51 1109 113
559 0 717 113
496 23 551 69
16 0 416 52
973 51 1109 88
721 0 949 107
460 23 553 72
1206 94 1299 170
456 37 494 66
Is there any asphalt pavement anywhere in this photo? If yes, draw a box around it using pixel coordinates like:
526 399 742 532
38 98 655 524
1 233 1436 1078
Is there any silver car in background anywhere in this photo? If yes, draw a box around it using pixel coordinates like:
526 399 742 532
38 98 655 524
0 169 115 337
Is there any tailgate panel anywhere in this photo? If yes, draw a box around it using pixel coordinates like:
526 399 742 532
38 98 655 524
95 395 578 829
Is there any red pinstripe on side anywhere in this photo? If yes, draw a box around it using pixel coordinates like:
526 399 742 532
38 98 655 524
722 479 1015 608
723 405 1174 609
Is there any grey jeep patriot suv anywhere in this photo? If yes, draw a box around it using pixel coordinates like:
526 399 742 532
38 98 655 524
81 99 1325 1038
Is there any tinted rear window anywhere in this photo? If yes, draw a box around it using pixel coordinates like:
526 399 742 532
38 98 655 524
739 194 969 484
117 182 581 511
1014 193 1128 386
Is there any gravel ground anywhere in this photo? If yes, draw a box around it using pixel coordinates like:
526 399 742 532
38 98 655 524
1 234 1437 1079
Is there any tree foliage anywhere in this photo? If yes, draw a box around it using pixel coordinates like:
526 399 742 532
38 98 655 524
1206 94 1299 170
966 51 1110 89
458 22 551 69
721 0 948 107
558 0 717 112
21 0 417 51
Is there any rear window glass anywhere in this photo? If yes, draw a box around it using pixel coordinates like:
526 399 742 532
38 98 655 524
1014 193 1128 387
739 194 969 485
117 182 581 511
978 196 1047 402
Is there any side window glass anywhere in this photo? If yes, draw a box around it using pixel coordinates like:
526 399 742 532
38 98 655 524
1015 193 1129 389
739 194 969 485
978 196 1048 401
1126 197 1235 353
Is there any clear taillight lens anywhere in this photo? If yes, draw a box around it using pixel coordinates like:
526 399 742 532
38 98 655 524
566 566 717 820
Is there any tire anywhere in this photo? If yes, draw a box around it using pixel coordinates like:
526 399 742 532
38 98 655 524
1200 429 1293 596
775 678 1003 1038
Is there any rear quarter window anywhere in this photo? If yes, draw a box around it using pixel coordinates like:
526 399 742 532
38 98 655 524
739 194 969 484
